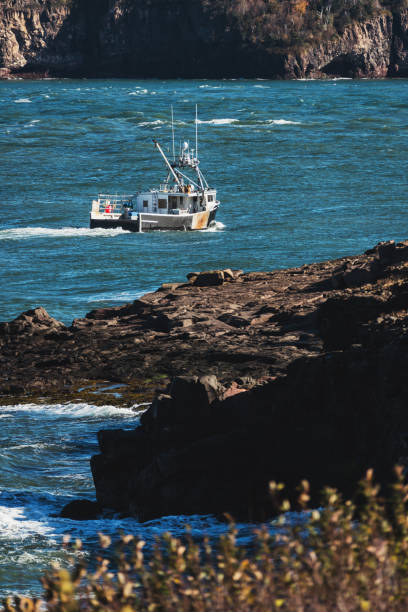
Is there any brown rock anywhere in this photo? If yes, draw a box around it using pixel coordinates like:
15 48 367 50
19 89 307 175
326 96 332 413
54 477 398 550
223 268 235 280
2 240 408 406
191 270 225 286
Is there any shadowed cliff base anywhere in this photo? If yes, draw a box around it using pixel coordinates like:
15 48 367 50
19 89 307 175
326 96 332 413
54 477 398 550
2 0 408 78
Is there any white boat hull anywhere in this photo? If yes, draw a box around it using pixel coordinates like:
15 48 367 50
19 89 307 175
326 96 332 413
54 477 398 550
90 207 218 232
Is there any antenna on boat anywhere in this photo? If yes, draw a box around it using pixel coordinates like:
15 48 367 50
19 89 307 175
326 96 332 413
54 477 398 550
195 104 198 161
171 105 175 162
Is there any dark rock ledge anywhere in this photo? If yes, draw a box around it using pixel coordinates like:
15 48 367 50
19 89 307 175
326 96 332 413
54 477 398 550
51 240 408 520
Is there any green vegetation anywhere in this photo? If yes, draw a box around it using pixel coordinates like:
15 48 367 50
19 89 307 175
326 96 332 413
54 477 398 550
204 0 408 50
5 468 408 611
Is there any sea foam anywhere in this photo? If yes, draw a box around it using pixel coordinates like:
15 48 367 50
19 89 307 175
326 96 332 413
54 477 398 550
199 221 226 232
138 119 164 127
267 119 301 125
87 289 152 303
0 402 140 419
129 89 148 96
197 118 238 125
0 227 127 240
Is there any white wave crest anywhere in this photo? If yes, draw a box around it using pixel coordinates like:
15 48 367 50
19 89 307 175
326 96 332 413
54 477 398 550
87 289 151 303
197 118 238 125
0 227 126 240
129 89 148 96
0 403 141 419
14 98 31 104
267 119 301 125
0 504 54 541
6 443 49 451
138 120 164 127
200 221 226 232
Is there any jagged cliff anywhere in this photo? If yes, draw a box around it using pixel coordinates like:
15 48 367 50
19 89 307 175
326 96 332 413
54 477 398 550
1 0 408 78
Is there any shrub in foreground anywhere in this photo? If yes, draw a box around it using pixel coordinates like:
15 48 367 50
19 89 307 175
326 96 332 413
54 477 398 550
4 468 408 611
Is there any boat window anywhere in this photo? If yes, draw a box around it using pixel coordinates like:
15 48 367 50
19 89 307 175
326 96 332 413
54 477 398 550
158 199 167 209
208 195 213 202
143 200 148 208
169 196 177 209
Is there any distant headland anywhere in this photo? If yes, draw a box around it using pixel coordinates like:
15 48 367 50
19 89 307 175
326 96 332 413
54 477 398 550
1 0 408 80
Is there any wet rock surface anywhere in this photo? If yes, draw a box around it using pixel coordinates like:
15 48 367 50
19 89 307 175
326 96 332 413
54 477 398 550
60 499 102 520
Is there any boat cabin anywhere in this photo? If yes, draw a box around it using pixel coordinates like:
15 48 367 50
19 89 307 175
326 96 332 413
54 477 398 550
134 188 216 215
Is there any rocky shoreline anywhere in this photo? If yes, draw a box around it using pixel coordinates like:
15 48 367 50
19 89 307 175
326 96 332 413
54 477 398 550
3 240 408 520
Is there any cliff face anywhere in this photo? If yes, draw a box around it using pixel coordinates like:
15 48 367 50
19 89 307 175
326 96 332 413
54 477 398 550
285 13 394 78
1 0 408 78
0 0 80 76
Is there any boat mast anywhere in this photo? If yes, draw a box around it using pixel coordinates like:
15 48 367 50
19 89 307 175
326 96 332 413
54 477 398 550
195 104 198 161
171 105 175 162
153 139 183 189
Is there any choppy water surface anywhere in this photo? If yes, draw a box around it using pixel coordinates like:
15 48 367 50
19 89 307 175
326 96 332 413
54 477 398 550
1 79 408 323
0 78 408 595
0 402 259 596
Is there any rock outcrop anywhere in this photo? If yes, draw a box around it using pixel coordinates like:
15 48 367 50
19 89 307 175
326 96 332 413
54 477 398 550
59 499 101 520
1 243 407 402
1 0 408 79
0 260 326 398
2 239 408 520
88 240 408 521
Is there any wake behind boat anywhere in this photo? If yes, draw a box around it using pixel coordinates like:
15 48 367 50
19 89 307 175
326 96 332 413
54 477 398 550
90 109 220 232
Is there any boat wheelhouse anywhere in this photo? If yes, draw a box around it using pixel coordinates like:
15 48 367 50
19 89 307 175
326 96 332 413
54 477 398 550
90 109 219 232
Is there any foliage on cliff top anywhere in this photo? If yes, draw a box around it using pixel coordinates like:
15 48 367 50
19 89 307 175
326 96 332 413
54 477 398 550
5 467 408 611
204 0 408 50
0 0 73 9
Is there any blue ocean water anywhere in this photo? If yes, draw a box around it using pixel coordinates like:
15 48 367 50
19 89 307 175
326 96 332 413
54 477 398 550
1 78 407 324
0 402 256 596
0 78 408 596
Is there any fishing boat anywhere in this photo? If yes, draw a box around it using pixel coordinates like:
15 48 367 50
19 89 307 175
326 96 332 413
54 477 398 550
90 108 220 232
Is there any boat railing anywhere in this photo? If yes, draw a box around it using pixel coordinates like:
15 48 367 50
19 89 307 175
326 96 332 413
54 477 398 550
97 194 134 214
